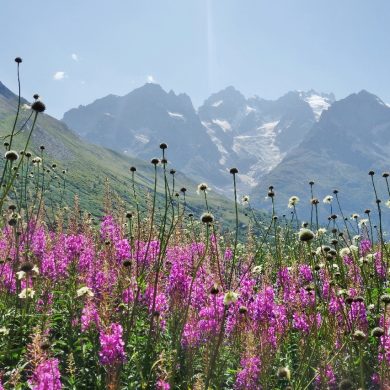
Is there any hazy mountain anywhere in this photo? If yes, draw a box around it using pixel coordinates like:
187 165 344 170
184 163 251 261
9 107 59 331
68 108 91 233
63 83 224 186
251 90 390 220
0 81 240 224
63 84 334 192
198 87 334 190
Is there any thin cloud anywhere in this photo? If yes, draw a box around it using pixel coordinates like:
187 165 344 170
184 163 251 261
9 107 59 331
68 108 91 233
53 71 66 80
71 53 79 61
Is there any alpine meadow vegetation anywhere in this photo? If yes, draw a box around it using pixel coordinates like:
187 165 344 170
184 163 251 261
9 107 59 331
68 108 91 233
0 58 389 389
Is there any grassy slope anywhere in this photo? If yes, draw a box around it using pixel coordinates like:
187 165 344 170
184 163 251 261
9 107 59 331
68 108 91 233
0 97 247 227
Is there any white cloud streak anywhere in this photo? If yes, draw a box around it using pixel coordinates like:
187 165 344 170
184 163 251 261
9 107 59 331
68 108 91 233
53 71 66 80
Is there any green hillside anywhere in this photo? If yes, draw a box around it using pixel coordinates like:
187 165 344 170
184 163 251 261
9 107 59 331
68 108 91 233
0 83 250 227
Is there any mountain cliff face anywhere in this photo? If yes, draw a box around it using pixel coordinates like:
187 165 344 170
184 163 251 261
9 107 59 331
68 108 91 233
198 87 334 190
251 91 390 218
63 84 334 192
63 83 224 186
9 77 389 224
0 81 238 222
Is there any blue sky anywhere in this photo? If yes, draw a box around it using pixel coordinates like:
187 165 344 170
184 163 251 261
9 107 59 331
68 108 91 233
1 0 390 118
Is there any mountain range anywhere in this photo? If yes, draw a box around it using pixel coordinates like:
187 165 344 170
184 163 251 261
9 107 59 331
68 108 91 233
0 81 242 225
63 83 390 220
63 84 335 192
3 77 388 224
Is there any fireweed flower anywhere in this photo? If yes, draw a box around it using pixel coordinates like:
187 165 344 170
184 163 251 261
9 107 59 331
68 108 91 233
29 358 62 390
359 239 371 256
234 356 261 390
156 379 171 390
99 323 126 365
81 302 100 332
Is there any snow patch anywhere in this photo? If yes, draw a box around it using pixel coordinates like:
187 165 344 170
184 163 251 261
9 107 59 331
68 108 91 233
232 120 283 185
212 119 232 132
212 100 223 107
168 111 185 120
202 121 229 165
303 94 331 120
238 174 257 188
245 105 256 115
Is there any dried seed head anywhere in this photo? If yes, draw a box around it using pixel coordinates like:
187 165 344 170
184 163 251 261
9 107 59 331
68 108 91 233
159 143 168 150
122 259 131 267
380 294 390 305
299 228 315 242
239 306 248 314
368 170 375 176
8 218 18 227
201 212 214 224
277 367 291 380
151 158 159 165
353 330 366 341
339 379 353 390
197 183 210 193
5 150 19 161
20 262 34 272
40 341 51 351
210 284 219 295
15 57 22 63
129 166 136 172
229 167 238 174
371 327 384 338
31 100 46 113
